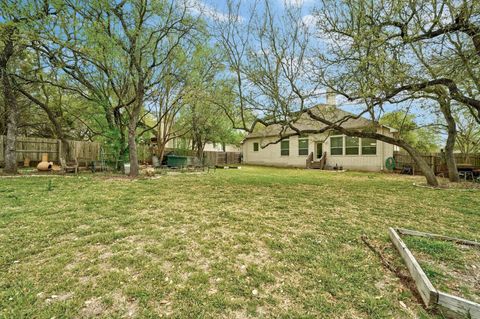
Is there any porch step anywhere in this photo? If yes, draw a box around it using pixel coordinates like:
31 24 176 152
306 151 327 170
310 161 324 169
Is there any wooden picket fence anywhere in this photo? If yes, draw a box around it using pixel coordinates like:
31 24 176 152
0 135 100 165
393 151 480 174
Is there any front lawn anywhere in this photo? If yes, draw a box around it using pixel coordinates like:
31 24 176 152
0 167 478 318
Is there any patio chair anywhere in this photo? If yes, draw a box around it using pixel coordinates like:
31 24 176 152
60 157 78 174
400 165 413 175
458 170 474 181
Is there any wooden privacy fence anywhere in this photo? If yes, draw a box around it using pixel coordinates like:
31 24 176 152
167 149 241 166
144 146 242 166
393 151 480 174
1 136 241 167
203 151 242 166
0 135 100 164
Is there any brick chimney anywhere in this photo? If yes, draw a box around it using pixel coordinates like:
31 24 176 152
326 88 336 107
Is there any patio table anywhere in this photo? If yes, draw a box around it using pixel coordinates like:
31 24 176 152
458 164 475 181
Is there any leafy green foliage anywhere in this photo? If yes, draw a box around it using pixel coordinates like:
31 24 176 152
454 107 480 158
380 111 440 153
175 43 244 153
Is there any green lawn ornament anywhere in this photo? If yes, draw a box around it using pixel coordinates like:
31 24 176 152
385 157 396 170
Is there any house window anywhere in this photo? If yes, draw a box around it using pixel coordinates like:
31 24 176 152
362 138 377 155
345 136 359 155
298 137 309 156
253 142 259 152
280 139 289 156
330 136 343 155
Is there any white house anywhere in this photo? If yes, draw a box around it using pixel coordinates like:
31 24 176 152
242 104 397 171
203 142 241 153
151 137 241 153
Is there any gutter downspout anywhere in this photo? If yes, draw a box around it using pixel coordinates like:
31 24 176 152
380 127 385 171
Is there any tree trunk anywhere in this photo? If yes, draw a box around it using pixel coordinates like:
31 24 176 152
114 107 127 171
127 123 139 177
156 137 168 162
59 138 70 160
155 119 168 158
402 142 439 187
0 103 6 135
53 119 69 160
1 28 17 174
127 85 144 177
439 100 460 182
1 71 18 174
3 92 18 174
196 140 204 161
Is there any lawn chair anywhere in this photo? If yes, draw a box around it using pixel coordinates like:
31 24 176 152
60 158 78 174
400 165 413 175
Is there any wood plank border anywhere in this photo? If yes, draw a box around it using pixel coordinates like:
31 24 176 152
388 227 438 307
396 228 480 247
437 292 480 319
389 227 480 318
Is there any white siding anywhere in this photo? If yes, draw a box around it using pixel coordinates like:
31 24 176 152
242 128 395 171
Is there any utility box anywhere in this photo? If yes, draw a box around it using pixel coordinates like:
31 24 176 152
166 155 188 167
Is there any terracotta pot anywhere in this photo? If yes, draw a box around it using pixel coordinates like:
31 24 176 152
37 162 53 171
37 153 52 171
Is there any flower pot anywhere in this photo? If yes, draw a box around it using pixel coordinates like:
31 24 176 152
37 153 53 171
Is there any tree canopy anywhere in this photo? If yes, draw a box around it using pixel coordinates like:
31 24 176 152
1 0 479 185
380 111 440 153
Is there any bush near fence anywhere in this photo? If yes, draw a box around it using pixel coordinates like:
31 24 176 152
393 151 480 175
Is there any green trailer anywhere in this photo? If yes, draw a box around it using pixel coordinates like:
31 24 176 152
166 155 188 167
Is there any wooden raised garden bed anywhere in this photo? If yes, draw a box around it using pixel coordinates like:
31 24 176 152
389 227 480 319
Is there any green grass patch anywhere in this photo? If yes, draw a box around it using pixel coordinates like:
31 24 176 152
403 236 480 303
0 166 478 318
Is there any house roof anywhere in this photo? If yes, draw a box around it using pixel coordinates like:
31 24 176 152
244 104 383 140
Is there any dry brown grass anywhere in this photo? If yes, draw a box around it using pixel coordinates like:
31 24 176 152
0 166 478 318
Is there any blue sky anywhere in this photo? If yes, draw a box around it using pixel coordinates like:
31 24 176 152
192 0 316 22
192 0 441 131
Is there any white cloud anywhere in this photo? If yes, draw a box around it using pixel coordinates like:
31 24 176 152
301 14 319 28
185 0 242 22
282 0 314 8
